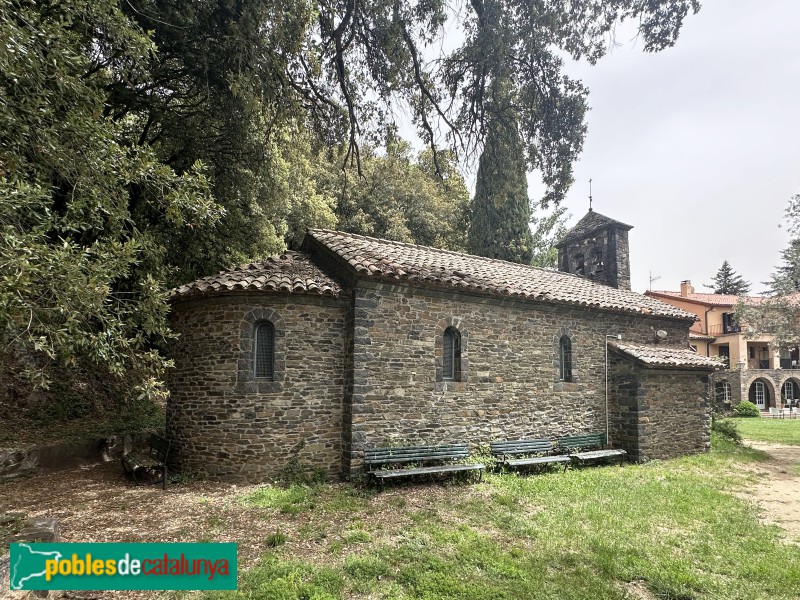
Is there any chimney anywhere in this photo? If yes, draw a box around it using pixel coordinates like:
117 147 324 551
680 280 694 297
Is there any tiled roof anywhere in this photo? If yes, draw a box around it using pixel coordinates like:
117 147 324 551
647 290 800 308
646 290 741 306
306 229 695 320
172 251 341 299
689 331 716 340
609 342 722 370
556 210 633 247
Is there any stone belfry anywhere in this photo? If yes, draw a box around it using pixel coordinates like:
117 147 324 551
555 209 633 290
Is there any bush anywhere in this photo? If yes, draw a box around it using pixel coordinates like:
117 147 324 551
711 417 741 443
733 401 761 418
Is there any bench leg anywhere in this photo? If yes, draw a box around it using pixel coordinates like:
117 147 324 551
162 464 168 490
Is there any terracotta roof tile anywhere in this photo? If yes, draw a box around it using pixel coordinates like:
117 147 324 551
689 332 716 340
307 229 695 320
648 290 800 308
556 210 633 247
609 342 722 370
172 251 341 299
646 290 741 306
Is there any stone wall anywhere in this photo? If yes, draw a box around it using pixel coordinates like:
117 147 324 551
166 282 711 481
167 293 348 482
345 281 692 474
557 227 631 290
608 354 711 462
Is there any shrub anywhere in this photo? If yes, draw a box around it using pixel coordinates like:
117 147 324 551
266 529 287 548
711 417 741 443
733 401 761 418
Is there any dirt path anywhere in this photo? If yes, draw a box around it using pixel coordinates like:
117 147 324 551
741 440 800 545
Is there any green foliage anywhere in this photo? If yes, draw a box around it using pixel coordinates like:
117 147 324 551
325 138 470 251
2 0 700 417
711 417 742 443
765 193 800 295
529 203 570 268
468 82 535 263
738 195 800 353
733 401 761 418
765 239 800 295
0 0 219 397
705 260 751 295
122 0 699 213
266 529 287 548
241 484 317 516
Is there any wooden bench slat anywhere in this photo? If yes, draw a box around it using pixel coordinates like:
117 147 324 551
558 433 626 467
558 434 608 450
500 455 571 468
365 451 468 461
490 438 569 473
364 442 483 489
372 463 486 479
571 449 626 461
490 440 553 455
122 433 170 490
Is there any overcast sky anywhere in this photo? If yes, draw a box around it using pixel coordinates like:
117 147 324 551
540 0 800 294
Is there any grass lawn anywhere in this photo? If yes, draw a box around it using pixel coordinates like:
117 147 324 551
191 434 800 600
735 417 800 445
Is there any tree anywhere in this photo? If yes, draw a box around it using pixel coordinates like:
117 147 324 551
737 194 800 355
705 261 751 295
530 204 570 269
323 136 470 251
468 85 534 263
119 0 699 212
0 0 218 396
1 0 701 404
764 195 800 295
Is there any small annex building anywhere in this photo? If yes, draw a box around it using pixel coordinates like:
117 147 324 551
167 210 720 482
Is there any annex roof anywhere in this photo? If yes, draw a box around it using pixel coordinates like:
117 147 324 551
646 290 741 307
172 251 341 299
305 229 694 321
646 290 800 308
608 341 722 370
555 210 633 247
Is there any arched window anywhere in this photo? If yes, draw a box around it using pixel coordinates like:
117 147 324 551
254 322 275 379
443 327 461 380
559 336 572 382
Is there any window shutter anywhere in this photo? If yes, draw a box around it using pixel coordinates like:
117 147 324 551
443 329 455 379
255 322 275 379
560 337 572 381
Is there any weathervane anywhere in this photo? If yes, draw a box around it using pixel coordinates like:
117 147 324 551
589 178 593 211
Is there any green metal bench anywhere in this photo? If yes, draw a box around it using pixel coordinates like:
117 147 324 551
364 443 484 490
558 433 626 467
490 438 571 472
122 433 170 490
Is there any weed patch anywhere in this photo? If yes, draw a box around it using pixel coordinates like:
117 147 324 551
241 484 317 516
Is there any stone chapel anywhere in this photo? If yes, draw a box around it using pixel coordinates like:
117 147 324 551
166 210 719 481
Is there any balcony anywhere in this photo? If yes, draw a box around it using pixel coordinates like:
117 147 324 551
707 323 742 336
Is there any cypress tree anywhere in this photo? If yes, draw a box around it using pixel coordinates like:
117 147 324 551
467 85 534 264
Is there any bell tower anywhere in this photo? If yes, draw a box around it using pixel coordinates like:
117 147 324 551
555 209 633 290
